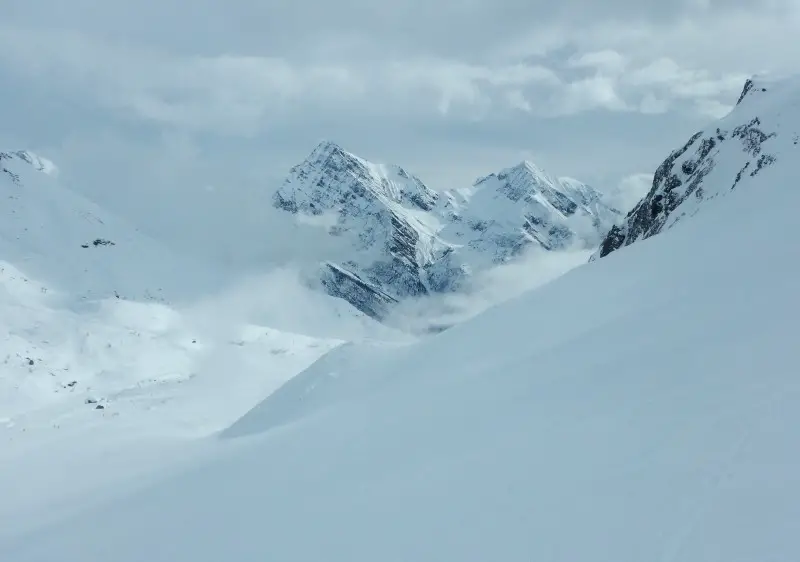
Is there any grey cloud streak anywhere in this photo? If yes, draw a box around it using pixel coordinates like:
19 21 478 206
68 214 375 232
3 0 796 60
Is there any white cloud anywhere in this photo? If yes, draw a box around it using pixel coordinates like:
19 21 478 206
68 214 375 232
692 98 736 119
386 247 593 333
505 90 532 112
0 19 765 138
558 75 629 115
611 173 654 211
566 50 628 75
638 93 669 114
0 28 369 135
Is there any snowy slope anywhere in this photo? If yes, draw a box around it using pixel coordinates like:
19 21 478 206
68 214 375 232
0 150 222 303
0 261 405 537
3 77 800 562
0 259 354 425
594 75 796 259
274 141 619 318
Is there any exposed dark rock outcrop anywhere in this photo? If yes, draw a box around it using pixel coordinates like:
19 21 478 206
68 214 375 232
594 77 787 260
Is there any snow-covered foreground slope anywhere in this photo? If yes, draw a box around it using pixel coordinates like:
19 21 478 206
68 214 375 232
0 261 407 537
3 78 799 561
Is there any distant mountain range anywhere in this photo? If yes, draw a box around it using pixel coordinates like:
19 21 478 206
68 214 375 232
273 141 621 318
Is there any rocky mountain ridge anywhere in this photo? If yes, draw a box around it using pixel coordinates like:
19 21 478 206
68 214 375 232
594 76 796 260
273 141 621 319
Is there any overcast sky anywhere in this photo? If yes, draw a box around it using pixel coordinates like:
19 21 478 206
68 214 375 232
1 0 798 238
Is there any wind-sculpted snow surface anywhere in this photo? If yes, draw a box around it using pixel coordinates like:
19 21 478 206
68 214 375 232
274 141 620 318
595 75 795 259
4 76 800 562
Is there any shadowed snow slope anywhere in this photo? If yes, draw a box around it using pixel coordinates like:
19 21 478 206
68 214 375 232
3 78 800 561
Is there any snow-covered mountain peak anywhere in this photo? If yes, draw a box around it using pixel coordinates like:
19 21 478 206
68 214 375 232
441 160 621 262
501 159 549 181
271 142 456 320
468 160 614 219
514 159 552 181
271 141 620 321
307 138 348 160
472 160 559 203
734 74 794 107
595 74 799 260
301 140 373 182
275 141 439 217
14 150 58 175
1 150 58 185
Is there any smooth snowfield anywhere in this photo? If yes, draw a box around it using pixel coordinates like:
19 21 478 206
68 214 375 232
2 138 799 561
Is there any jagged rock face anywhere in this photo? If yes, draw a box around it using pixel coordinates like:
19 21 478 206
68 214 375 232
320 262 398 321
273 141 458 318
595 76 793 260
274 141 620 319
274 141 439 218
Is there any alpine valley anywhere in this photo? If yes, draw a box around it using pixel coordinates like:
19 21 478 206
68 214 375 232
2 74 800 562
